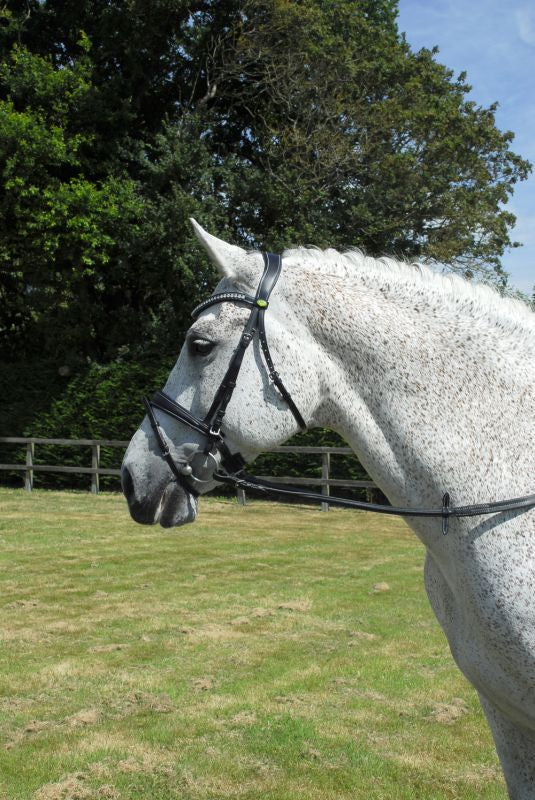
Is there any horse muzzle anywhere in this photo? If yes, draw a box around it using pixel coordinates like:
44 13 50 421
121 435 222 527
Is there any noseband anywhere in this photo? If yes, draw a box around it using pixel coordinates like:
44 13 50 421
143 251 535 534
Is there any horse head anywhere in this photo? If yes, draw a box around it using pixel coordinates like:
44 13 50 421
121 220 321 527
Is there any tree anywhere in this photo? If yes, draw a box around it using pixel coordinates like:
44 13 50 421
0 0 531 369
0 30 143 359
192 0 531 284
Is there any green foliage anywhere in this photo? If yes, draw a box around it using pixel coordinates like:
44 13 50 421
0 0 532 468
0 358 65 439
200 0 530 283
0 356 174 488
0 42 145 359
27 361 172 440
1 356 372 495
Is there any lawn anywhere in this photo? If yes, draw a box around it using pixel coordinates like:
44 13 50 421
0 488 506 800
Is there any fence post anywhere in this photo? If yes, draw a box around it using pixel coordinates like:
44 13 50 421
321 451 330 512
91 444 100 494
24 441 34 492
237 487 246 506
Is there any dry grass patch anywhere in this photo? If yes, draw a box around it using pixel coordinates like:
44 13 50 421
426 697 470 725
33 773 119 800
277 599 312 612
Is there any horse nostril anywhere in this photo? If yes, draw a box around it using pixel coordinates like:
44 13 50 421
121 465 135 502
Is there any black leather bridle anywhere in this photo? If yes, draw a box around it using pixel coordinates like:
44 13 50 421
143 251 535 534
143 253 305 496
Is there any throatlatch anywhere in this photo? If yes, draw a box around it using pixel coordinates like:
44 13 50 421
143 251 535 533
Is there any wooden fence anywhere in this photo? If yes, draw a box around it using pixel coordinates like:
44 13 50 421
0 437 377 511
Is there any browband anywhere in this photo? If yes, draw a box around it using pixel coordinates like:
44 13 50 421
192 292 256 319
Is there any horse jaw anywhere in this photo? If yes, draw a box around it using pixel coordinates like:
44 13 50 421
156 481 198 528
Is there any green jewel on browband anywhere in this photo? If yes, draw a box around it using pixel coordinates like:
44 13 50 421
256 299 268 308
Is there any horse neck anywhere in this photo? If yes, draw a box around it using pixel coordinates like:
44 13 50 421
291 261 535 509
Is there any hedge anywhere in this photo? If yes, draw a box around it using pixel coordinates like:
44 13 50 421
1 357 377 500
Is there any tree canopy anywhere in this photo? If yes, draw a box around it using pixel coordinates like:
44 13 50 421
0 0 531 371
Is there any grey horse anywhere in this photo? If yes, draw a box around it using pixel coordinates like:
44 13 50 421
122 221 535 798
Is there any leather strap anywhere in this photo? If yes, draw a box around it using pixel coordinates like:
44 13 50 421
203 306 260 435
255 253 306 429
256 252 282 303
257 309 307 430
202 252 305 434
143 394 245 483
142 251 304 492
214 471 535 527
143 251 307 492
149 390 215 439
142 395 200 496
192 292 256 320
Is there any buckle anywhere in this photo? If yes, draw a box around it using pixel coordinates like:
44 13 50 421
442 492 451 535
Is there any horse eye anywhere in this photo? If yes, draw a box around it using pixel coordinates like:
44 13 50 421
191 338 215 356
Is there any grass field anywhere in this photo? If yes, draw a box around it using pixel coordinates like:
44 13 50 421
0 488 506 800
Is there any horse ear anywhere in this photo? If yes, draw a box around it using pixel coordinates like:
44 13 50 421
190 218 246 279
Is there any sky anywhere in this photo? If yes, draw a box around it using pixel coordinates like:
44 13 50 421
397 0 535 294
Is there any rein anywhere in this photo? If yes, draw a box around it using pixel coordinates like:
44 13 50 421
143 251 535 535
213 474 535 536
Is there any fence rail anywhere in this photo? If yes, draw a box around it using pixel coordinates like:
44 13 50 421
0 437 377 511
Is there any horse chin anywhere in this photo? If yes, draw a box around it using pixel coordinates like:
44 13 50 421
157 482 198 528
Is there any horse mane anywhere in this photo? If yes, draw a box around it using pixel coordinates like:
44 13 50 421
282 246 535 335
